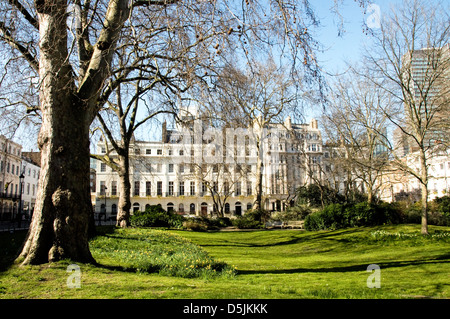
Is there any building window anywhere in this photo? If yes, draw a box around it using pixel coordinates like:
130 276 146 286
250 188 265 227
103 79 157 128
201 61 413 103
146 149 151 155
190 181 195 196
168 163 174 173
100 163 106 172
111 181 117 196
202 181 207 195
224 181 229 194
247 181 252 195
157 181 162 196
179 182 184 196
157 149 162 155
146 181 151 196
134 181 140 196
235 182 241 196
168 181 174 196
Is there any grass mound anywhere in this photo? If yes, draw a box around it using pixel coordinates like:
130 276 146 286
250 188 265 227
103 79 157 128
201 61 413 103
89 227 236 279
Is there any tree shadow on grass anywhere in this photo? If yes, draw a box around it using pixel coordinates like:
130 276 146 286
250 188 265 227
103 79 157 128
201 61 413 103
237 253 450 275
199 228 365 249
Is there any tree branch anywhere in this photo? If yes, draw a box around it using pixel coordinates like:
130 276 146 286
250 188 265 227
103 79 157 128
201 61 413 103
0 21 39 72
7 0 39 30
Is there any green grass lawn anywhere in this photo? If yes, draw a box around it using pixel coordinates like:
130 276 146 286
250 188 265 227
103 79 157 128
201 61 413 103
0 224 449 299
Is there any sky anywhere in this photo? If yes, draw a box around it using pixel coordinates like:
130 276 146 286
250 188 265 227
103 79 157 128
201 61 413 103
313 0 401 73
304 0 406 121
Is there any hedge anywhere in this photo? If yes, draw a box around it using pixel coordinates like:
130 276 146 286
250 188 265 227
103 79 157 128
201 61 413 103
304 202 403 231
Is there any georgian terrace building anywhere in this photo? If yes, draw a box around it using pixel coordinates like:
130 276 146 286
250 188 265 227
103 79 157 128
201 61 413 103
93 115 324 219
0 135 23 220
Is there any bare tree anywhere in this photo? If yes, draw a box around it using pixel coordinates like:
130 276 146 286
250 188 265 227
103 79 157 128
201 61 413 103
321 70 392 204
360 0 450 234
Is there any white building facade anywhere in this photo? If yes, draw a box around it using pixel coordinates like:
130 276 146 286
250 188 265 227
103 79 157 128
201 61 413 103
93 116 324 219
0 135 23 220
21 154 41 219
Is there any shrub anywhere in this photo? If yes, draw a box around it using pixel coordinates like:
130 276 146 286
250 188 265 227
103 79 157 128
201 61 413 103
271 205 311 223
304 203 346 231
432 196 450 225
183 218 209 231
210 217 232 227
130 205 184 228
182 216 232 231
434 196 450 218
232 216 264 229
244 209 271 222
304 201 403 231
231 209 268 229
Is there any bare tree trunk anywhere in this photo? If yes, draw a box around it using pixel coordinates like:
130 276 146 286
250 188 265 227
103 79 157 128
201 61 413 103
253 155 263 211
421 182 429 235
420 152 429 235
19 105 95 264
18 1 94 264
367 188 373 205
117 152 131 227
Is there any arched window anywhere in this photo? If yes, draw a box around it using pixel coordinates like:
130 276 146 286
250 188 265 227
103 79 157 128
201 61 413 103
190 203 195 214
111 204 117 215
167 202 174 213
179 203 184 213
133 202 140 212
247 203 252 211
224 203 230 214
